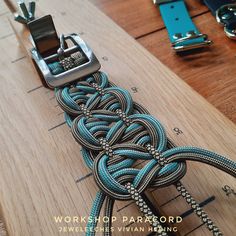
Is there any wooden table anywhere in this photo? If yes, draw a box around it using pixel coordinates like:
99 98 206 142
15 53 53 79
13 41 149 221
90 0 236 123
0 0 235 235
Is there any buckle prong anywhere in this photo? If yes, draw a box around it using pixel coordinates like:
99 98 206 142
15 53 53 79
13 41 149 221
57 34 66 60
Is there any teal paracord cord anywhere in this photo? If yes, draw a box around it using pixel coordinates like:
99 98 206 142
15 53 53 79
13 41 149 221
53 70 236 236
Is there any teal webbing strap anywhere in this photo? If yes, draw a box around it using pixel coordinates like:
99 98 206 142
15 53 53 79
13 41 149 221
154 0 212 51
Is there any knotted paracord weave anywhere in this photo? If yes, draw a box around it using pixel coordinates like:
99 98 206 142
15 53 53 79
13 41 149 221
55 71 236 236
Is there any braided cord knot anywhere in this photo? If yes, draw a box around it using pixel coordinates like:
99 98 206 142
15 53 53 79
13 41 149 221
99 138 113 157
146 144 166 166
115 109 132 126
91 82 105 96
80 104 92 118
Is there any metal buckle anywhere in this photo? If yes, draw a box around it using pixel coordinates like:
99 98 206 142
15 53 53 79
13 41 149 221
28 15 101 88
216 4 236 40
172 31 212 52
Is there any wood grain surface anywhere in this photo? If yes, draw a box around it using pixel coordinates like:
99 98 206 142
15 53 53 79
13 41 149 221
90 0 209 38
0 0 235 236
90 0 236 124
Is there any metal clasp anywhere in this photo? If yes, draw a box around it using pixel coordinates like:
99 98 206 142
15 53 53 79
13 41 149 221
216 4 236 40
28 15 101 88
172 31 212 52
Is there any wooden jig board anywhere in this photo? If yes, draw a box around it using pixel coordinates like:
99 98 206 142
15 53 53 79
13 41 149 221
0 0 235 235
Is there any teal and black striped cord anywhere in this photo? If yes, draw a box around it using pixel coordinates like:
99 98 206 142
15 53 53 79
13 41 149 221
54 71 236 236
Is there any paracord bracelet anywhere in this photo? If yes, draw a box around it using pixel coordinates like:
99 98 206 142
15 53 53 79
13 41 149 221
55 71 235 236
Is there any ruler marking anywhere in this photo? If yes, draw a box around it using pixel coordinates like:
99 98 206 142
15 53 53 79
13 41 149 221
117 201 135 212
27 85 43 93
0 11 10 16
159 194 181 207
11 55 27 63
0 32 14 40
76 172 93 183
184 223 204 236
48 121 66 131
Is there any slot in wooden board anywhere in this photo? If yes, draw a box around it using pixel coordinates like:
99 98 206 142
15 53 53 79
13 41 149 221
0 0 235 235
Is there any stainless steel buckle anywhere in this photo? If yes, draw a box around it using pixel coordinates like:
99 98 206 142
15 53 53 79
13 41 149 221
28 15 101 88
216 4 236 40
172 31 212 52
